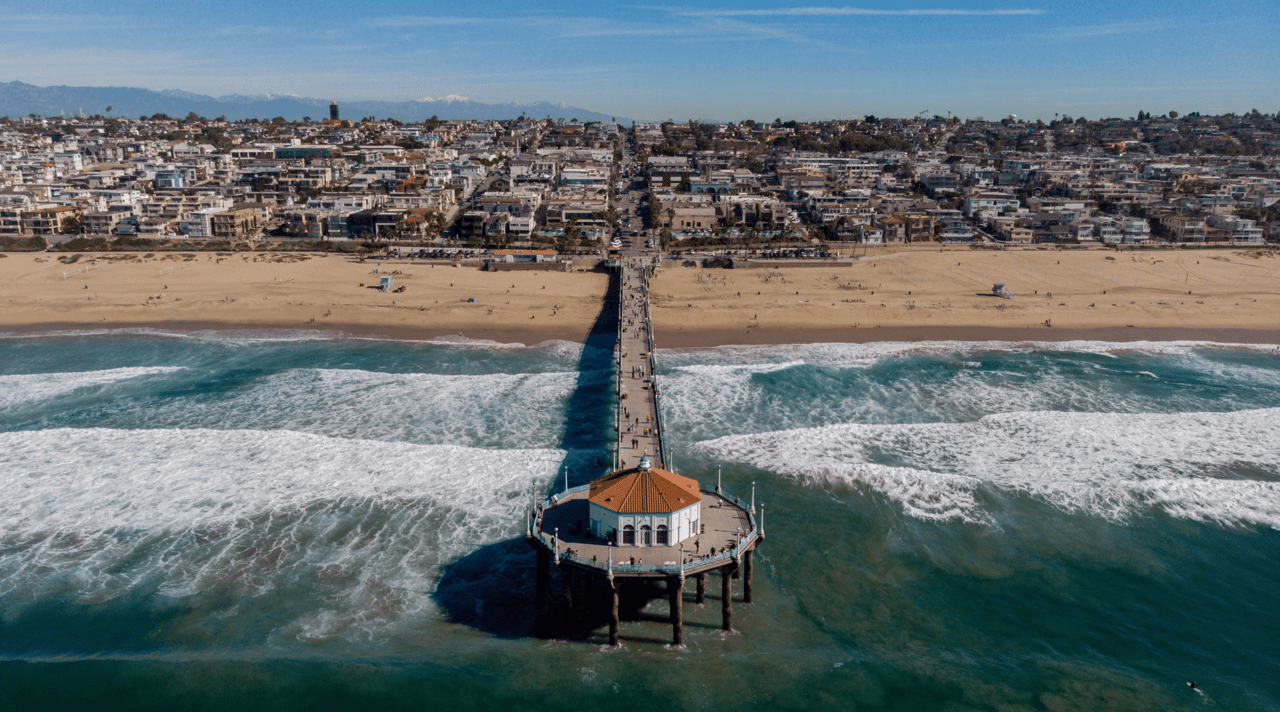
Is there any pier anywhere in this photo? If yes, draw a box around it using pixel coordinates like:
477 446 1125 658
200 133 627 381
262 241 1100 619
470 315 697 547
527 253 764 647
615 256 666 471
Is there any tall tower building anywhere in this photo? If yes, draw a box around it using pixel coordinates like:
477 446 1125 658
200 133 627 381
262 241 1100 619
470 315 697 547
329 101 339 121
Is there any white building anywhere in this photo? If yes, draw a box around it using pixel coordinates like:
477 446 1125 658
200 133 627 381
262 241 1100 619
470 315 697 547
179 206 228 239
963 192 1020 218
588 456 701 547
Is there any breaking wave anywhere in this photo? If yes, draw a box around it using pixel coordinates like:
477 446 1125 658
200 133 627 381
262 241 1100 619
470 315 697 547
0 367 185 412
0 428 563 643
697 408 1280 528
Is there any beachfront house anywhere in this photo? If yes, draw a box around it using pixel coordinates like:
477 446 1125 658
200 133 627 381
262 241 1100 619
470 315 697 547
963 192 1020 218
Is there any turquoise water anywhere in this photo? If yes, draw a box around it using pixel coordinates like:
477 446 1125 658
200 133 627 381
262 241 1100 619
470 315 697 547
1 330 1278 710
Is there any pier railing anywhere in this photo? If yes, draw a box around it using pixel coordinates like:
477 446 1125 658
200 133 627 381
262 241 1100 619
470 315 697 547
539 483 591 512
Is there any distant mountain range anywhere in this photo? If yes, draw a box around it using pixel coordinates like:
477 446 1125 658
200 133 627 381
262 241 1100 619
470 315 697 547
0 81 630 124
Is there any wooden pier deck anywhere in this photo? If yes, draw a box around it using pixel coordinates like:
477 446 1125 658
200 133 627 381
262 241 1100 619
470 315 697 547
615 255 665 471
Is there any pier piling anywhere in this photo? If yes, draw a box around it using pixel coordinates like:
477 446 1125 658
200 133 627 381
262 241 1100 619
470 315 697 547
561 565 574 614
670 575 684 646
535 549 550 613
609 580 620 647
721 566 733 631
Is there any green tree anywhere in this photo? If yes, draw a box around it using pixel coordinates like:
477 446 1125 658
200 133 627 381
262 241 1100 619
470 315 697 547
60 212 84 235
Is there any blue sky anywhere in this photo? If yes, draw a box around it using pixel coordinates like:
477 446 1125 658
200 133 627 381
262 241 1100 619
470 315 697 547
1 0 1276 121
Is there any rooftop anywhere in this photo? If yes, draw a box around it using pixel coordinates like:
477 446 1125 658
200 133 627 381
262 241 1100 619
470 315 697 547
589 464 699 514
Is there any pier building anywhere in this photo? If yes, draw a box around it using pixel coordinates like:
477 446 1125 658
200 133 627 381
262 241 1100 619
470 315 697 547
527 253 763 647
588 455 701 546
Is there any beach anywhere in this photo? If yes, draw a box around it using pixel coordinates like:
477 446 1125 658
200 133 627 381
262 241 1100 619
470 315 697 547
0 251 611 342
651 246 1280 346
2 247 1278 345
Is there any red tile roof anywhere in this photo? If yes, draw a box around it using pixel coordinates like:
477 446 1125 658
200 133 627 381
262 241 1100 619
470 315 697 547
589 466 700 514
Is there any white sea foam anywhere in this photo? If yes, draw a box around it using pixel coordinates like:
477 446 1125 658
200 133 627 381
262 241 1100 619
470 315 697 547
662 340 1280 443
670 360 808 377
662 339 1280 367
660 360 891 441
0 327 344 344
660 353 1158 441
0 367 185 412
698 408 1280 528
0 428 563 641
0 329 590 356
1169 349 1280 390
135 367 587 448
661 360 809 417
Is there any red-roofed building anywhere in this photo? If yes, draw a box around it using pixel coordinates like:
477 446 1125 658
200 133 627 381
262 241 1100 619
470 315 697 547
588 455 701 547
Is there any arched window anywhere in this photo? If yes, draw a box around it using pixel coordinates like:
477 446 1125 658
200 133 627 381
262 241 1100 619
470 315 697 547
622 525 635 545
656 524 669 546
640 524 652 546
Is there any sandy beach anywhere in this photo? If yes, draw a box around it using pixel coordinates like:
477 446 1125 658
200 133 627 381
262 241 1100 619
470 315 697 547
2 247 1278 345
651 247 1280 346
0 252 612 343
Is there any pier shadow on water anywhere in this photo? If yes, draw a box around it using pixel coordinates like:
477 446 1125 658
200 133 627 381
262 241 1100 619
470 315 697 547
434 268 625 639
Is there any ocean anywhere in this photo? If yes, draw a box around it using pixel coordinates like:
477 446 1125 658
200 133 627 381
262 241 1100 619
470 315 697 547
1 330 1278 711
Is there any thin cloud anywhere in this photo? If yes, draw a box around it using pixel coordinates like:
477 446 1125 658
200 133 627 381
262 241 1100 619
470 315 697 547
1036 21 1171 40
216 25 276 36
0 15 83 21
553 15 847 50
679 7 1046 17
359 16 490 28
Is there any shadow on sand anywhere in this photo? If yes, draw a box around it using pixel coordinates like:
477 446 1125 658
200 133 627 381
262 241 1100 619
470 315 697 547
434 267 632 639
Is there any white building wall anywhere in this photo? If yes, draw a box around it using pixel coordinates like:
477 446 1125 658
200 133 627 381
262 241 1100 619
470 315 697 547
590 501 700 547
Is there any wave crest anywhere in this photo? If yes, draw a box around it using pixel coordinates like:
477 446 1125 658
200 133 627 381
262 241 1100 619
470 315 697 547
697 408 1280 528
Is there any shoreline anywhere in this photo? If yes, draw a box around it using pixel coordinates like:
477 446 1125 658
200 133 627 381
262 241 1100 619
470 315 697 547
652 325 1280 348
4 319 1278 349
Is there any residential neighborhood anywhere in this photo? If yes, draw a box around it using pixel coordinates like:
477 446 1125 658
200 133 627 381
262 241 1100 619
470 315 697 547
2 109 1279 254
